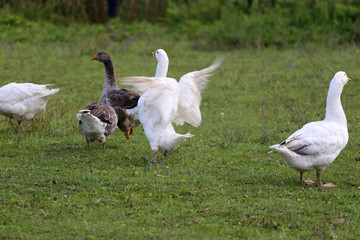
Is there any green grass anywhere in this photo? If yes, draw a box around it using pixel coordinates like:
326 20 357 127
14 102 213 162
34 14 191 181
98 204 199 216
1 19 360 239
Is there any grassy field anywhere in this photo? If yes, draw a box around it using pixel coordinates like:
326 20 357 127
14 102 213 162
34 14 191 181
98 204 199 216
1 21 360 239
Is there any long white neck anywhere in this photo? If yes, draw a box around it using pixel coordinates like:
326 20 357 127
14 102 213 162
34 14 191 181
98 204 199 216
155 57 169 77
325 79 346 124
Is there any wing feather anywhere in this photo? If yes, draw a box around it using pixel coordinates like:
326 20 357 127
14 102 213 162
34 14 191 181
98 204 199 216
175 57 224 127
106 88 139 109
120 76 179 129
282 121 348 156
0 83 58 104
84 102 117 124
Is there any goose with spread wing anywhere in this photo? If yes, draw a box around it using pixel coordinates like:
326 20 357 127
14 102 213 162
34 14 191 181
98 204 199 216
0 82 59 131
153 49 222 127
121 53 223 165
270 71 351 188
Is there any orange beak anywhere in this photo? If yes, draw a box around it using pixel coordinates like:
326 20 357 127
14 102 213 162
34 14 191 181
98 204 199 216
91 54 98 60
347 76 351 82
152 51 156 56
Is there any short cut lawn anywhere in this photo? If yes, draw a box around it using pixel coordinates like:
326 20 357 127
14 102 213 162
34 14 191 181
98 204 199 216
1 23 360 239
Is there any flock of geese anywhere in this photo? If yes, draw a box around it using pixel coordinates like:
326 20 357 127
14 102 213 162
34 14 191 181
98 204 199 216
0 49 352 188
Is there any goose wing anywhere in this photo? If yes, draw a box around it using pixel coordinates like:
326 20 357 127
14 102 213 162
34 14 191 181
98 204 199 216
84 102 117 124
175 57 224 127
282 121 348 156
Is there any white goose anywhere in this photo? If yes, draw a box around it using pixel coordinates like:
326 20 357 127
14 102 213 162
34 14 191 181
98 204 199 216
270 71 351 188
120 53 223 165
0 82 59 131
153 49 220 127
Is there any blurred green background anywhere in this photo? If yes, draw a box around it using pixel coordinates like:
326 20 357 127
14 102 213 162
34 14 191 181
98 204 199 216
1 0 360 49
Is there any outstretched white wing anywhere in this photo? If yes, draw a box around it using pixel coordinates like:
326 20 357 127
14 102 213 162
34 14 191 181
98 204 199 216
175 57 224 127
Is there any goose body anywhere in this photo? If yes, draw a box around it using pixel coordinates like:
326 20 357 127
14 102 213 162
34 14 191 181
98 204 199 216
91 51 140 138
153 49 223 127
120 53 223 165
77 102 119 150
270 71 350 187
121 76 193 165
0 82 59 131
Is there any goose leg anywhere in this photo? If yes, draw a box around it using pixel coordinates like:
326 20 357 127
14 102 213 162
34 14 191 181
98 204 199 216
21 115 27 132
102 141 107 150
17 120 21 131
86 138 92 151
316 169 336 188
85 138 99 154
130 128 134 135
300 172 315 185
159 151 169 165
150 150 158 166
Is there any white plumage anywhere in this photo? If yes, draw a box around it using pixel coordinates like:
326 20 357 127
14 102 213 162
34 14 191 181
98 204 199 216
77 110 108 144
120 51 223 165
270 71 350 187
153 49 224 127
121 76 193 165
0 82 59 131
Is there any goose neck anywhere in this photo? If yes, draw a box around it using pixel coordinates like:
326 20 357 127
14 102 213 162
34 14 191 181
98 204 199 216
155 58 169 77
325 81 346 123
103 61 117 87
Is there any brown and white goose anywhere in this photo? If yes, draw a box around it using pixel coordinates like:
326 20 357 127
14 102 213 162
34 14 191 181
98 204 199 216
91 51 140 138
0 82 59 132
77 102 132 151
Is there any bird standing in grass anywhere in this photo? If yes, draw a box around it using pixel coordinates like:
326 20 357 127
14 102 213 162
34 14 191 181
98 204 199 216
0 82 59 132
121 52 224 165
91 51 140 139
270 71 350 187
77 102 132 151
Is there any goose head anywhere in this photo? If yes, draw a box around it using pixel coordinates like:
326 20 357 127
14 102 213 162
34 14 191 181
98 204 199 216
152 49 169 63
91 51 113 64
333 71 351 85
113 106 133 139
152 49 169 77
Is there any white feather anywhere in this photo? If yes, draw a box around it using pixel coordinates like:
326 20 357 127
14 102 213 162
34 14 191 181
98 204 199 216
0 82 59 120
120 76 193 153
153 49 224 127
270 71 350 185
77 112 107 143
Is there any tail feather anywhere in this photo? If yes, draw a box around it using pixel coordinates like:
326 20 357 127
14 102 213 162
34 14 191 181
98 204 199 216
39 89 60 104
183 132 194 139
